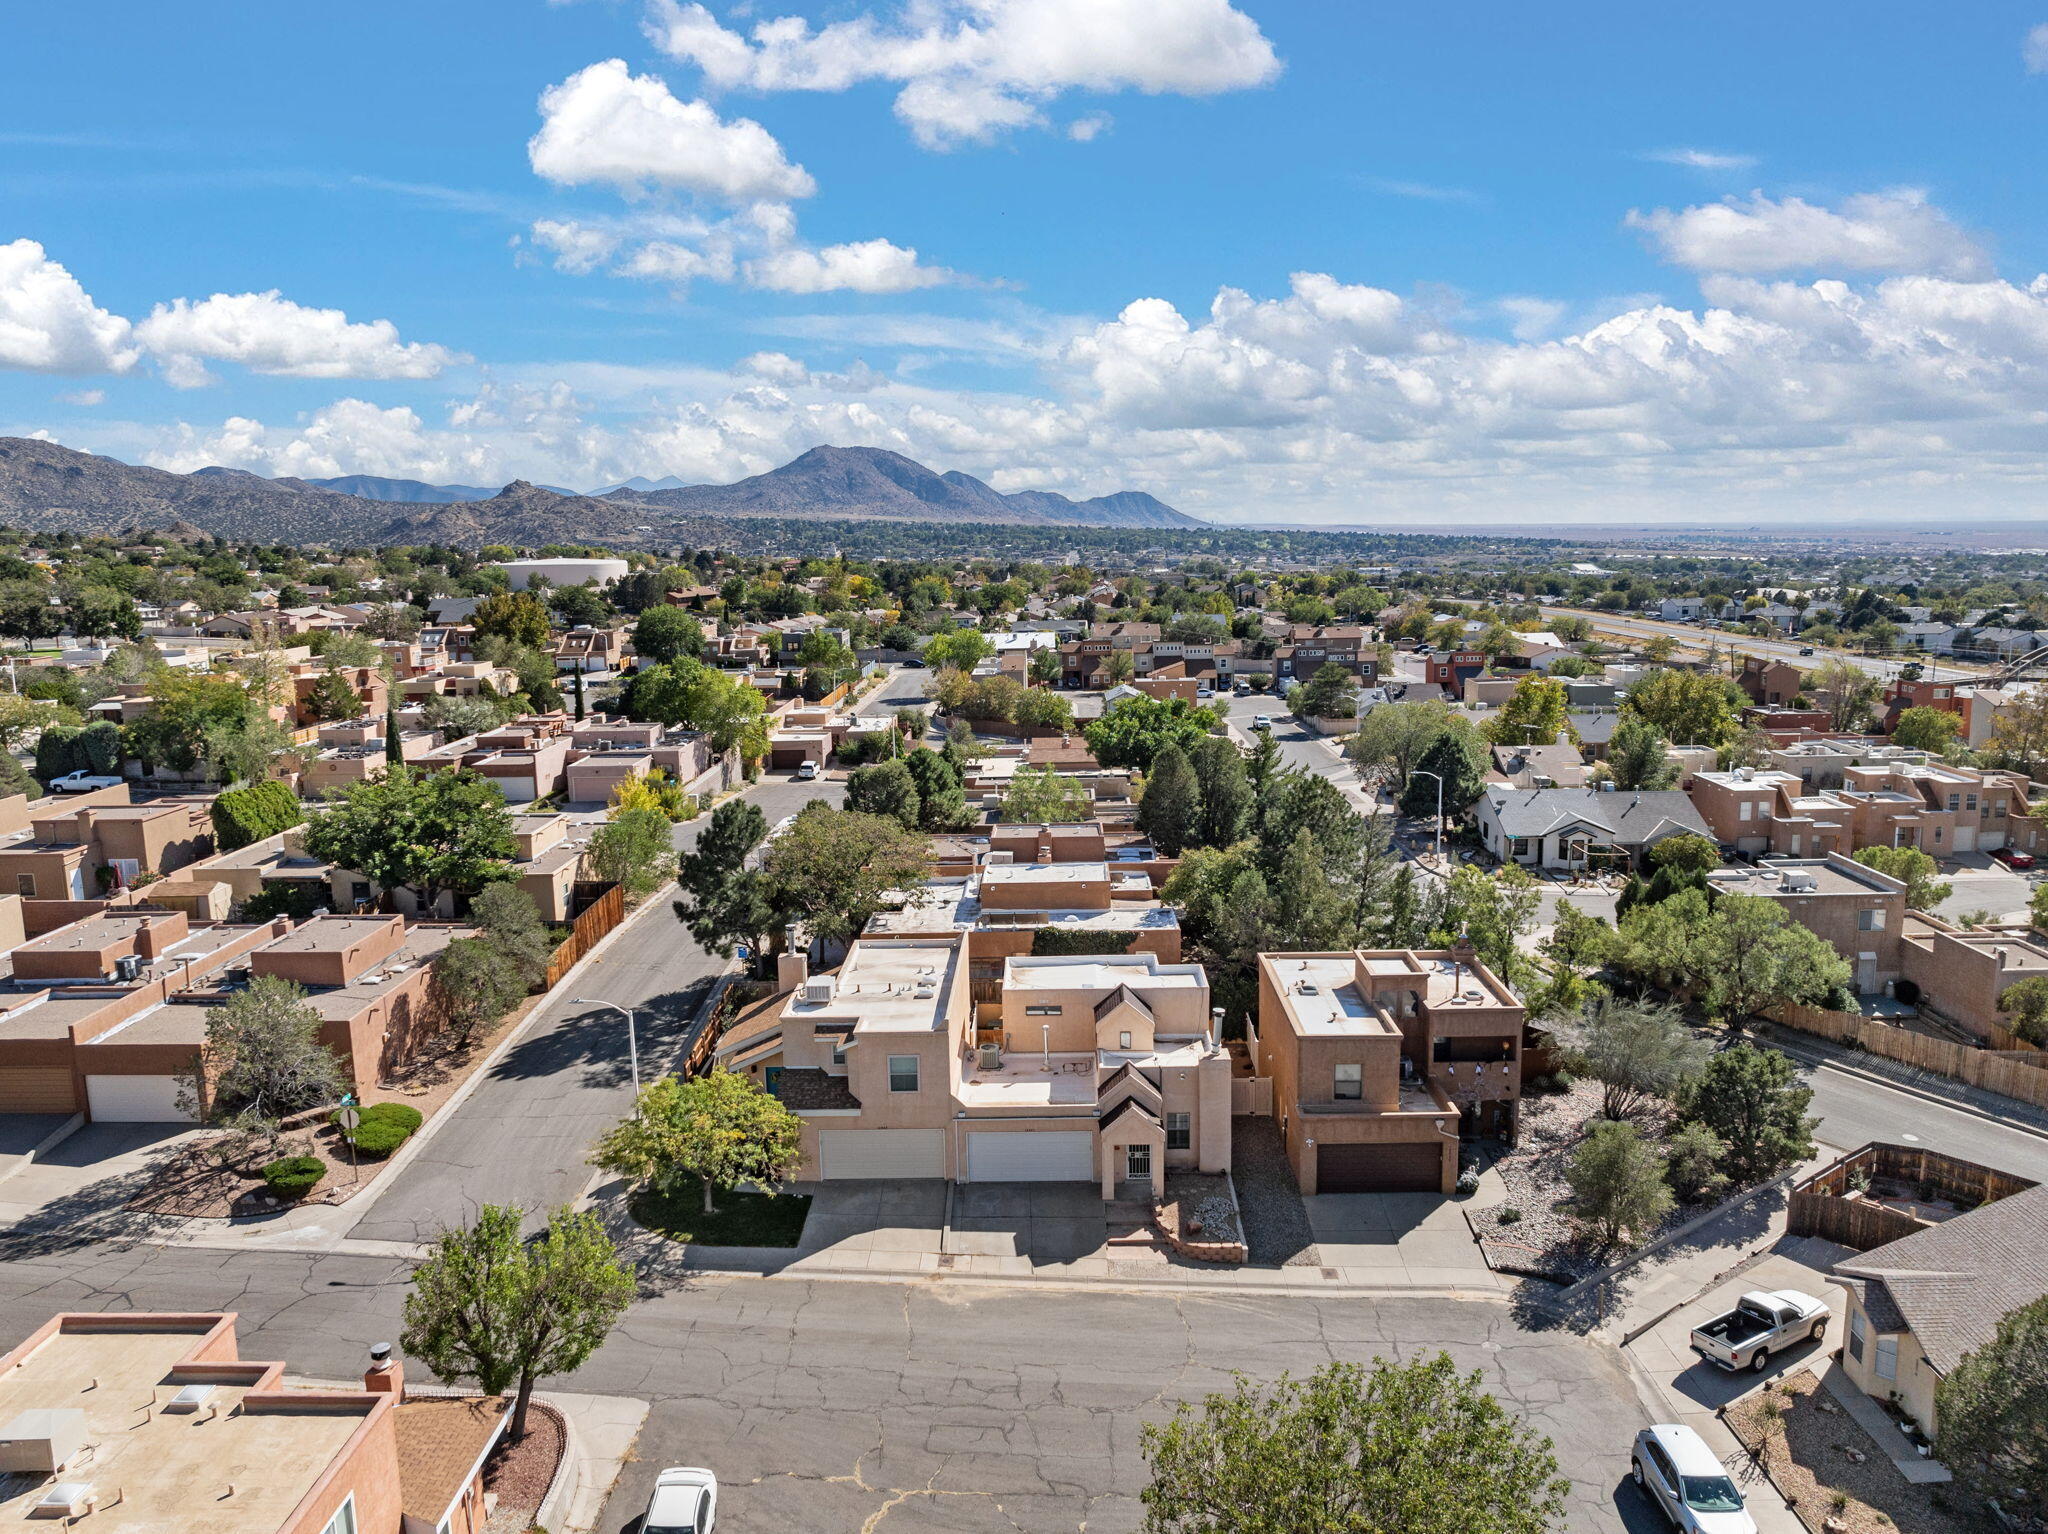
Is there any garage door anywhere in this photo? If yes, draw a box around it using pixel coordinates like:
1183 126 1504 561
819 1129 943 1179
966 1130 1095 1183
1315 1141 1442 1194
85 1075 195 1124
0 1070 77 1115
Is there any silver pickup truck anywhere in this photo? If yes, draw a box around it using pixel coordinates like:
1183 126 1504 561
1688 1290 1830 1372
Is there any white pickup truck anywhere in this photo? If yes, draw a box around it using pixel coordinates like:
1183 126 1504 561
47 770 124 793
1689 1290 1830 1372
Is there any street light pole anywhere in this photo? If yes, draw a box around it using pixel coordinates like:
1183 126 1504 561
573 997 642 1102
1411 769 1445 862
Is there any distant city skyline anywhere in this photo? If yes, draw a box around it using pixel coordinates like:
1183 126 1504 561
6 2 2048 524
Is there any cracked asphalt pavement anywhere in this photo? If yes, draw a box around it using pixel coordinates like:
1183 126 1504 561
0 1238 1669 1534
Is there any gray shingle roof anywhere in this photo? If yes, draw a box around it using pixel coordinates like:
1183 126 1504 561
1833 1182 2048 1373
1481 787 1711 845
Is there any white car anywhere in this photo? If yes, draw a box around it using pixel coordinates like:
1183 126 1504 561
1632 1424 1754 1534
48 770 123 793
643 1467 718 1534
1252 714 1273 732
795 761 819 781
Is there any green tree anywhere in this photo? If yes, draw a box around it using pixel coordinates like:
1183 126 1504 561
547 584 611 628
1137 746 1203 857
998 764 1092 824
1138 1355 1570 1534
470 881 554 986
1188 735 1252 849
1936 1292 2048 1511
1852 844 1952 911
433 936 530 1046
631 604 703 665
1663 1122 1729 1204
1890 705 1961 753
1616 886 1716 995
1483 675 1571 748
209 779 305 851
921 626 993 672
1624 668 1739 747
402 1204 634 1442
1028 646 1061 685
846 758 923 831
1808 657 1882 732
590 1069 804 1215
760 805 930 948
1559 995 1708 1121
1084 695 1219 771
1568 1120 1674 1249
1678 1044 1816 1182
673 800 776 959
903 747 967 831
1293 661 1358 720
1700 894 1852 1024
1647 832 1719 877
1420 865 1541 986
471 591 552 649
1606 714 1678 791
1345 699 1454 792
304 767 516 913
2000 975 2048 1046
303 670 361 722
587 805 676 897
189 975 344 1122
1400 727 1488 819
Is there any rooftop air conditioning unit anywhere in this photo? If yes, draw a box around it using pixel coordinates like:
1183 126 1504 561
802 977 835 1004
0 1408 86 1474
114 954 143 983
978 1042 1002 1070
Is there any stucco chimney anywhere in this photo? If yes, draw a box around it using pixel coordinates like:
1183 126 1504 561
363 1342 403 1402
777 925 809 993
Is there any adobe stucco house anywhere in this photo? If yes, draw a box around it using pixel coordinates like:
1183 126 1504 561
715 936 1231 1198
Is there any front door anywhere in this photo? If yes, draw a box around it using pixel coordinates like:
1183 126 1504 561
1125 1144 1152 1180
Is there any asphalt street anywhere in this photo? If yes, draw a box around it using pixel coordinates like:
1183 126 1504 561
0 1229 1672 1534
347 769 851 1244
1535 606 1993 683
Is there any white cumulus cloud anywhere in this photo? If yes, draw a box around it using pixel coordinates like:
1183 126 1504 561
644 0 1281 148
1626 189 1989 278
135 290 463 388
1643 147 1757 171
0 239 138 374
747 238 958 293
528 58 815 201
2026 22 2048 73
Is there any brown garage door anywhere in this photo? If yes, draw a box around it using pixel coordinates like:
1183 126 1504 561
0 1069 79 1114
1316 1140 1441 1194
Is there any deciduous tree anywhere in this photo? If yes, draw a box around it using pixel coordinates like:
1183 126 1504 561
304 767 516 913
1936 1293 2048 1511
1677 1045 1816 1182
590 1069 803 1214
1568 1120 1674 1249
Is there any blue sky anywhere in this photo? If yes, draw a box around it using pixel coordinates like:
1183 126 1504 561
5 1 2048 524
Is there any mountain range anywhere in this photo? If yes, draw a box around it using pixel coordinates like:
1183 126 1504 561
0 438 1200 547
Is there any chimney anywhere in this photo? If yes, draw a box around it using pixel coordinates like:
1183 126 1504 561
363 1342 403 1402
777 924 809 993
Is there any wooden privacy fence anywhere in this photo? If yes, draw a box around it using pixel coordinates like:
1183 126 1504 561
540 882 625 990
1768 1002 2048 1111
682 979 771 1077
1788 1142 2038 1251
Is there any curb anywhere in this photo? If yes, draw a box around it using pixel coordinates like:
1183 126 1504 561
1762 1028 2048 1141
532 1393 584 1534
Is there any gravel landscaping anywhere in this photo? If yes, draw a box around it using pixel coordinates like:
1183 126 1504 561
1231 1116 1320 1268
1470 1077 1724 1283
1726 1370 1998 1534
482 1400 566 1534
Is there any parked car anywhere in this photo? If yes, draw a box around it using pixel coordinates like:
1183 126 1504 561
1253 714 1273 732
1688 1289 1828 1372
795 761 819 781
1631 1424 1754 1533
1798 646 1815 655
1993 847 2036 870
642 1467 718 1534
1234 678 1252 695
48 770 123 793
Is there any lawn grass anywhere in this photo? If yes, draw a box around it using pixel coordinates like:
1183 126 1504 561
630 1185 813 1247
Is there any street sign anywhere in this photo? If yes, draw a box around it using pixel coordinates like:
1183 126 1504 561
335 1107 361 1132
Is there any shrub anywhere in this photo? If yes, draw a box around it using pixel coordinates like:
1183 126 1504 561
330 1101 423 1156
1455 1167 1481 1196
1497 1206 1522 1226
211 779 306 851
261 1155 325 1200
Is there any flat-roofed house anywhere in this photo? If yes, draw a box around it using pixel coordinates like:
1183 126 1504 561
1254 946 1527 1194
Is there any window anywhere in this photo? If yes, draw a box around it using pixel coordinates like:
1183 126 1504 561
1333 1062 1363 1100
831 1040 847 1067
1739 802 1753 821
1114 1030 1131 1050
1947 793 1960 812
1848 1309 1866 1362
1858 908 1885 932
1025 1004 1060 1016
14 875 32 898
888 1055 920 1093
1166 1112 1190 1150
320 1499 358 1534
1875 1334 1898 1381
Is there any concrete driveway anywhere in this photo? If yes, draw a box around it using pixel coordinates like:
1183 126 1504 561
946 1181 1115 1266
792 1178 946 1266
1304 1189 1508 1290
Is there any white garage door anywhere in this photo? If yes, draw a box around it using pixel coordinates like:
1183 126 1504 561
86 1075 195 1124
967 1130 1095 1183
819 1129 944 1179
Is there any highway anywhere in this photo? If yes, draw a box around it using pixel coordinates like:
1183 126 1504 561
1536 606 1993 683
